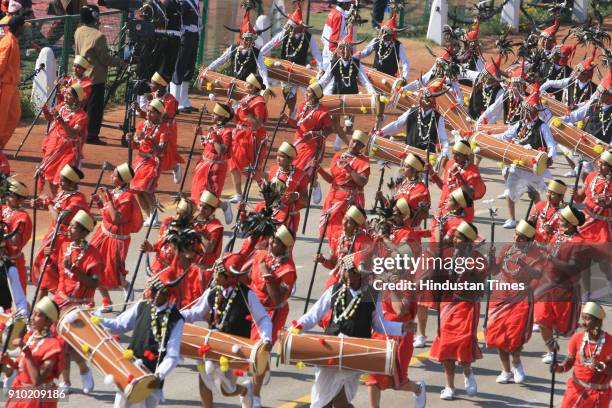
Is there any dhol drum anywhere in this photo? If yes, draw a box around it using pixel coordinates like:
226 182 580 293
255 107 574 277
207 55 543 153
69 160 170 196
0 312 26 351
180 323 269 375
320 94 386 117
469 130 548 176
549 118 609 160
265 57 316 88
198 69 249 100
57 306 155 403
367 133 428 166
280 331 397 375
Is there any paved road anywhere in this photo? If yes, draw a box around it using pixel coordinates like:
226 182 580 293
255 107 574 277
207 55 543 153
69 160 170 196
16 155 612 408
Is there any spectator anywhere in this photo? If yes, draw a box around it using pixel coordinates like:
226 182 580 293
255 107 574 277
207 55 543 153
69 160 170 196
371 0 387 27
74 4 121 145
0 15 29 147
0 1 21 36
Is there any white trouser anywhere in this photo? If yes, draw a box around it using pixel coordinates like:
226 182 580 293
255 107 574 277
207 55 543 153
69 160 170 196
310 367 360 408
114 389 162 408
504 167 550 202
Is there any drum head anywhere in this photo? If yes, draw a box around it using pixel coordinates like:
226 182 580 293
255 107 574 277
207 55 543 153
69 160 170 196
6 317 26 351
533 152 547 177
125 374 156 404
252 343 270 376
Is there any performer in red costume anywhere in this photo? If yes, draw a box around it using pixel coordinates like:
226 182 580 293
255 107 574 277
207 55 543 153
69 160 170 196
315 205 372 290
552 302 611 408
140 198 196 273
31 165 89 300
129 98 171 225
90 163 142 311
56 55 93 106
282 82 333 205
193 191 224 269
191 102 234 224
53 210 101 394
431 139 485 223
39 84 88 197
248 225 297 406
1 178 32 290
3 297 64 408
535 205 589 364
486 220 545 385
265 141 309 233
229 73 269 203
528 179 567 243
318 130 370 240
135 72 183 183
430 221 487 401
321 0 354 71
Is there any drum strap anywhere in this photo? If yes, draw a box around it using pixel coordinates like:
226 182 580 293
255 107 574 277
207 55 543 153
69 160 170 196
338 334 344 371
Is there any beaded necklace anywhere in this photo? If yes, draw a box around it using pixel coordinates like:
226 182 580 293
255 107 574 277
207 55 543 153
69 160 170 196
52 190 78 213
589 174 611 204
579 331 606 367
537 202 560 232
274 164 295 187
338 59 355 88
332 284 363 323
506 91 521 124
417 109 435 144
597 104 611 136
480 86 495 109
398 178 419 195
376 40 394 62
149 303 169 348
20 331 50 368
502 243 531 277
64 240 89 280
337 231 355 258
263 252 289 274
233 47 252 77
569 81 590 108
211 286 238 330
551 230 576 257
297 102 319 127
111 185 128 200
284 32 306 60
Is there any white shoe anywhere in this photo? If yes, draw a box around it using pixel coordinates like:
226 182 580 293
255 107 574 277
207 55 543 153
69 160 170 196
173 163 183 184
414 380 427 408
532 324 540 332
511 363 526 384
81 369 94 394
181 82 191 109
143 213 160 227
3 371 16 395
312 181 322 205
333 135 342 152
497 191 508 199
440 387 455 400
58 382 70 395
240 380 253 408
223 202 233 224
464 373 477 396
503 219 517 229
496 371 513 384
252 395 262 408
230 194 243 204
542 352 554 364
564 170 576 178
413 335 427 348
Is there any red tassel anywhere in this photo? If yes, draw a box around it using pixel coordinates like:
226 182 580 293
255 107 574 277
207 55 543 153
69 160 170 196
232 369 245 377
318 338 326 346
127 374 135 383
291 320 298 326
287 66 293 73
450 102 457 111
0 323 6 331
482 117 488 125
310 58 317 66
245 315 253 322
198 345 212 356
113 335 121 341
531 158 537 164
327 357 334 365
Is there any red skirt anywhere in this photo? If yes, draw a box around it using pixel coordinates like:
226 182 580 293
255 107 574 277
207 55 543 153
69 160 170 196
485 298 533 352
294 139 325 174
320 186 364 239
534 287 580 336
31 232 68 292
366 331 414 390
39 139 81 186
229 128 267 174
430 301 482 364
190 157 228 202
131 155 161 193
159 126 184 171
560 376 611 408
580 216 611 244
89 225 131 289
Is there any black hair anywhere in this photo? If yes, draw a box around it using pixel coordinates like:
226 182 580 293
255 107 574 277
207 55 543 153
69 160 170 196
80 5 100 24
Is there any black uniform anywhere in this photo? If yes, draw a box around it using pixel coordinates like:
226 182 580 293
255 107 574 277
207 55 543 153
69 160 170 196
172 0 200 85
468 83 503 120
372 39 402 77
228 45 262 82
564 80 596 110
515 119 548 150
324 284 377 339
584 104 612 144
281 31 312 66
330 57 361 94
404 108 442 152
540 63 572 102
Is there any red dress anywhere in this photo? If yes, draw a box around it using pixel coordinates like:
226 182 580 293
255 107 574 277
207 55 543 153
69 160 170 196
534 231 586 336
230 94 268 174
54 240 103 308
89 187 142 289
436 159 485 222
323 229 373 290
148 216 180 273
39 104 88 186
292 101 332 174
320 150 370 239
154 262 212 309
131 120 171 193
576 172 611 252
249 250 297 344
1 205 32 291
5 332 64 408
429 249 487 364
268 164 309 233
560 331 612 408
394 178 431 226
191 124 232 201
193 215 224 268
31 190 90 292
485 243 544 352
530 200 562 243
